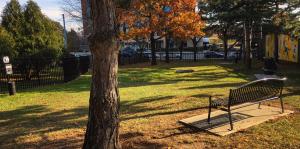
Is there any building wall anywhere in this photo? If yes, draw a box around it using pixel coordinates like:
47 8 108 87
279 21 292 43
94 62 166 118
155 36 205 49
186 39 204 48
266 34 299 63
266 34 275 58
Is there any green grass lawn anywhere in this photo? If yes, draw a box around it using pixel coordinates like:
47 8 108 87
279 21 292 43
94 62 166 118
0 60 300 148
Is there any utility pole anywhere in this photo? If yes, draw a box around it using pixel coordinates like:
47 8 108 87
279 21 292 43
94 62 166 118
62 14 68 50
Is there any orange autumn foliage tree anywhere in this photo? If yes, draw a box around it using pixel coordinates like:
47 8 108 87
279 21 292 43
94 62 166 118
119 0 205 65
169 0 205 61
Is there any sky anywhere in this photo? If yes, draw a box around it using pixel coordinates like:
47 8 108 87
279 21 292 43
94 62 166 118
0 0 81 31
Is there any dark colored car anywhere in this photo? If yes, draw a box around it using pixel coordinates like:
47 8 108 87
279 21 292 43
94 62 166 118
120 47 137 57
228 51 239 60
204 51 224 58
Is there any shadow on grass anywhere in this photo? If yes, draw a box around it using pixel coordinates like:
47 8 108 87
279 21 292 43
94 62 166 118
0 94 209 148
121 96 175 114
0 105 88 147
183 82 244 90
120 131 166 149
120 95 209 121
121 106 207 122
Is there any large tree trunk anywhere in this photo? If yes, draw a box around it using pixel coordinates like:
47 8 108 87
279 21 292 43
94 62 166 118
223 29 228 60
258 23 264 60
240 39 243 61
274 31 279 62
180 41 184 60
165 35 170 63
274 2 279 62
244 21 252 69
83 0 120 149
192 38 197 62
150 32 157 65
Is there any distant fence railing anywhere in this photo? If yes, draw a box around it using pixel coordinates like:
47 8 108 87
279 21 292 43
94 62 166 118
154 49 238 62
118 50 238 65
119 54 149 65
0 56 90 94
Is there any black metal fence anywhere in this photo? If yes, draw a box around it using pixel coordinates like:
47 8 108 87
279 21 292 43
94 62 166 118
119 50 238 64
119 54 149 65
0 56 90 94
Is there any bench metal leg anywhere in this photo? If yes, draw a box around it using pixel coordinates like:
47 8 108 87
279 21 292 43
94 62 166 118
208 97 212 123
280 98 284 113
258 102 261 109
228 110 233 131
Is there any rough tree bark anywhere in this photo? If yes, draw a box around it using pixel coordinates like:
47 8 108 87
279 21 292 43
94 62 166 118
192 38 198 62
223 28 228 60
274 30 279 61
165 34 170 63
274 1 279 62
179 41 184 60
244 21 252 69
258 22 264 60
150 32 157 65
83 0 120 149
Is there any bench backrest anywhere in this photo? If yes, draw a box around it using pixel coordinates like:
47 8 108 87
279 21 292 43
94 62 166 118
229 78 286 106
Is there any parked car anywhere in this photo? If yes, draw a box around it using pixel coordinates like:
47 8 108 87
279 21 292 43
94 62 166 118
120 47 137 57
204 51 224 58
162 52 181 59
228 51 239 59
144 50 161 59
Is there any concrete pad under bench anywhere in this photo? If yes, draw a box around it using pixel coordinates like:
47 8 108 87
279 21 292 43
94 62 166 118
179 104 294 136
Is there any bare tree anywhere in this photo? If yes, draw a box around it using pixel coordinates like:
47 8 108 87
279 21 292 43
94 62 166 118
61 0 82 22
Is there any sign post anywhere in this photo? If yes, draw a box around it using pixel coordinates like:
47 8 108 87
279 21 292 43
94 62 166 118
2 56 16 95
5 64 13 75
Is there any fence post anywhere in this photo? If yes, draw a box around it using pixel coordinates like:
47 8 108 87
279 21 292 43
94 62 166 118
8 81 16 95
79 56 90 74
63 56 80 82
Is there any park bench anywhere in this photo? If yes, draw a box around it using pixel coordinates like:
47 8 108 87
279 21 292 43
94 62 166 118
207 78 287 131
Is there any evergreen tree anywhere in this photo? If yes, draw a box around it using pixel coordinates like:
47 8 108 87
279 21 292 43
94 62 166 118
201 0 300 68
21 0 63 59
67 29 80 52
1 0 23 39
22 0 46 58
16 0 63 79
1 0 23 57
233 0 299 67
199 0 238 60
273 0 300 36
43 17 64 59
0 27 16 58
